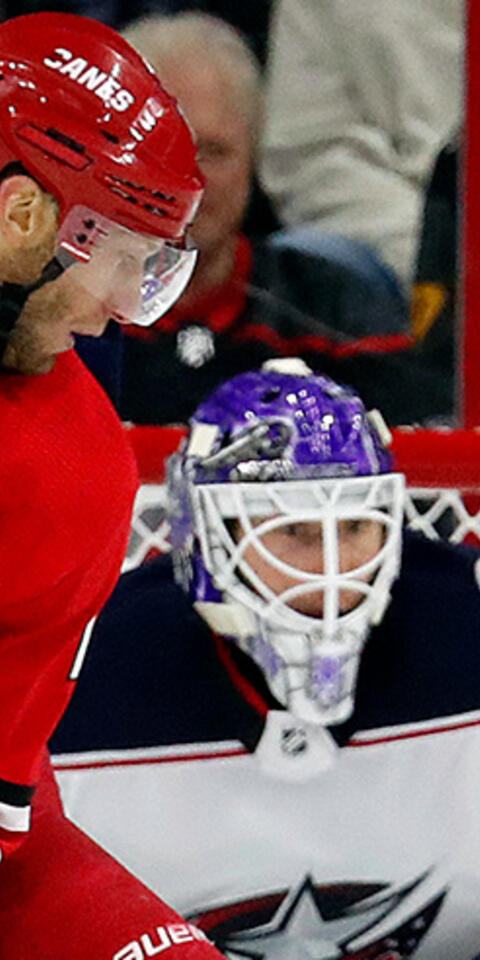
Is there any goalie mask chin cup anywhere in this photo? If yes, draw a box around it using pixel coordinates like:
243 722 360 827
168 360 405 727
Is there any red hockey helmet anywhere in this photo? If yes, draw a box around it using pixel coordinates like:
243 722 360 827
0 12 203 243
0 12 205 324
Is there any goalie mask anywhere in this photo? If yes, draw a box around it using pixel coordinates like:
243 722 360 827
168 359 405 726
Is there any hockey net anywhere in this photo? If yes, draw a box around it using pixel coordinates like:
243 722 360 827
123 425 480 572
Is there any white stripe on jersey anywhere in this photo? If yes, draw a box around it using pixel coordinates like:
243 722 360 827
0 798 31 832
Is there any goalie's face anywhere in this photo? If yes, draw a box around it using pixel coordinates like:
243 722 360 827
236 516 385 618
185 468 404 724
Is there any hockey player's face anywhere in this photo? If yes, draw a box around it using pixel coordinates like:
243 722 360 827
237 517 385 618
3 228 154 374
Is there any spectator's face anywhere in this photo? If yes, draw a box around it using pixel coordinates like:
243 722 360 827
159 59 252 257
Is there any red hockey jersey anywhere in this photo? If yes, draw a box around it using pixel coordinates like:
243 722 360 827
0 350 138 858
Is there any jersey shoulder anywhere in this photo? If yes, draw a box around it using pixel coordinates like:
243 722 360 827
50 556 249 754
400 529 480 611
349 531 480 733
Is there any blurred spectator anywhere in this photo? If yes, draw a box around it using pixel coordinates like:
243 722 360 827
119 12 420 427
261 0 463 291
124 0 273 65
407 141 459 423
191 0 272 65
5 0 272 63
413 142 458 340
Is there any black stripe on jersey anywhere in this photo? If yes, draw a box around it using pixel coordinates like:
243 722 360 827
0 777 35 807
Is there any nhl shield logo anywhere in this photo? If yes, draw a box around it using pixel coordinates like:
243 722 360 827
281 726 308 756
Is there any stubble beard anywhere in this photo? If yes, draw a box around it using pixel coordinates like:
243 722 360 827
2 280 72 375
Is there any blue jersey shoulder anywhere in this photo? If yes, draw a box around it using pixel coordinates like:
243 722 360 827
348 530 480 732
50 555 256 753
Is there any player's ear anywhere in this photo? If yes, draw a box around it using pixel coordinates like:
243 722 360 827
0 175 51 245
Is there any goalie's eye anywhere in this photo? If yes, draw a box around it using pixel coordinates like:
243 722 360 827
281 523 321 545
341 519 370 536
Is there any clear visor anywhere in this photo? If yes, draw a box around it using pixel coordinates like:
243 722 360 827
56 205 197 326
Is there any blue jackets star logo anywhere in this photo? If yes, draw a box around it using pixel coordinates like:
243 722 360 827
191 871 447 959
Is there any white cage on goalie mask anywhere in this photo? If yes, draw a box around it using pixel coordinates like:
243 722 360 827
191 472 405 725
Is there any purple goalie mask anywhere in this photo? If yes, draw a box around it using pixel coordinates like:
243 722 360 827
167 359 404 729
187 365 393 484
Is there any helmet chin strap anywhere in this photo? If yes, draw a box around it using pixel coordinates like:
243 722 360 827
0 256 64 365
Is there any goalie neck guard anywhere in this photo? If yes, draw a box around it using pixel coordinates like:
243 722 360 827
168 359 405 727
